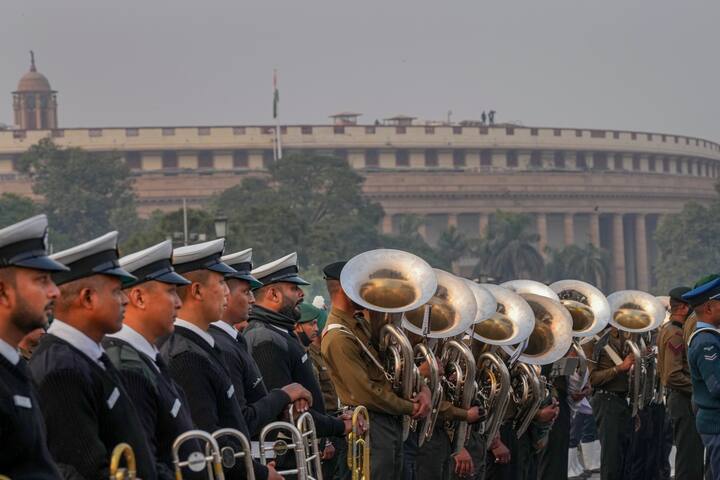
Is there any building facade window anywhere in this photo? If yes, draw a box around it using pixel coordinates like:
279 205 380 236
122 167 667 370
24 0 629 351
480 150 492 166
453 149 466 167
425 149 438 167
366 149 379 167
396 150 409 167
126 128 139 137
233 151 248 168
89 129 103 137
425 126 435 134
613 131 620 139
162 128 175 136
554 151 565 168
162 151 178 169
576 152 587 169
301 126 313 135
648 156 656 172
614 153 623 170
453 126 462 135
198 127 211 136
575 130 583 138
233 127 246 135
396 126 407 134
125 152 141 170
506 127 515 135
554 129 562 137
590 130 606 139
593 152 608 170
365 126 376 134
529 151 542 168
51 129 64 138
507 150 518 168
632 154 641 170
262 150 274 169
334 126 345 134
479 126 489 135
662 157 670 172
198 151 214 169
675 159 683 174
530 128 539 136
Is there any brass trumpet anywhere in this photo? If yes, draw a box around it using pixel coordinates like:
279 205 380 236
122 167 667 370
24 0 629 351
347 406 371 480
110 442 137 480
172 430 225 480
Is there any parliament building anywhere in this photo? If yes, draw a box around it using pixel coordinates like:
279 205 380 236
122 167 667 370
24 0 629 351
2 58 719 291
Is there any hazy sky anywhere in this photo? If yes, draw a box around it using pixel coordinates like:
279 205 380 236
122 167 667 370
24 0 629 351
2 0 718 139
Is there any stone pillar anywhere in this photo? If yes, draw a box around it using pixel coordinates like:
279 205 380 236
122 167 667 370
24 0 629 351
612 214 626 290
635 214 650 291
536 213 548 255
564 213 575 246
589 213 600 248
35 94 42 129
381 215 393 234
479 213 489 237
448 214 458 229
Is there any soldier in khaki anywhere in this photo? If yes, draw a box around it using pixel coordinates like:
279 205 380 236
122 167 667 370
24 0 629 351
658 286 704 480
583 327 635 480
320 262 432 480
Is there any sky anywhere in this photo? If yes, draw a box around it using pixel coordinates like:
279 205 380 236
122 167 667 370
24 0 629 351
2 0 718 140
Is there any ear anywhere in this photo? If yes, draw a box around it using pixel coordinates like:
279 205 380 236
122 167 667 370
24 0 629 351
191 282 203 301
80 287 95 310
128 287 145 309
0 279 12 308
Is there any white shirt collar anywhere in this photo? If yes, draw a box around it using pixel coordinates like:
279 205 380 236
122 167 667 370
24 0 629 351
47 319 105 366
0 337 20 366
107 325 158 362
175 318 215 347
211 320 238 339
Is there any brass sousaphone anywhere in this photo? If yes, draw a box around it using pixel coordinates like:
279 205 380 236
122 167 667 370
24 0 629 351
341 249 438 440
607 290 665 416
403 269 478 452
469 282 533 448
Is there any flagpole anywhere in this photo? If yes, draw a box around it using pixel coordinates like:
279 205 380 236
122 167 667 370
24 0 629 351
273 69 283 160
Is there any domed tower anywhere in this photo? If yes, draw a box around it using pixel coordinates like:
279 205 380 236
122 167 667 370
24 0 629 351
12 51 58 130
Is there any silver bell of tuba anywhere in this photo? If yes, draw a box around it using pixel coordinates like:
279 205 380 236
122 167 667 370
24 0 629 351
470 283 533 448
607 290 665 416
340 249 437 441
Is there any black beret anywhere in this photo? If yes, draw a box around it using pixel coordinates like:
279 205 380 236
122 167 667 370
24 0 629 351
323 261 347 281
668 286 691 303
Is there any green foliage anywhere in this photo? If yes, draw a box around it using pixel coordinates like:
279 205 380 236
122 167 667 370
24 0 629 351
472 211 544 282
0 193 41 226
212 153 384 266
545 243 610 291
654 201 720 292
120 208 215 254
17 138 138 249
378 214 450 269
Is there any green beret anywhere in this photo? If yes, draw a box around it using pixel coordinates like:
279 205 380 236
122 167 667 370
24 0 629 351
298 303 323 324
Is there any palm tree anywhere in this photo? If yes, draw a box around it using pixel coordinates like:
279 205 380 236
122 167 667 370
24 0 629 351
437 226 469 273
472 212 545 282
545 243 610 290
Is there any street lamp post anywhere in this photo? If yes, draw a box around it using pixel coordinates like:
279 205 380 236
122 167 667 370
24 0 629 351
214 214 228 239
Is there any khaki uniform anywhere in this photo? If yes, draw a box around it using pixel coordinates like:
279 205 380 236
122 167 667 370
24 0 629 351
322 307 414 480
658 320 704 480
308 343 341 413
584 329 632 480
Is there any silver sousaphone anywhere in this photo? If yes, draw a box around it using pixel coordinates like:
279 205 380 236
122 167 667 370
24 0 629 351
340 249 437 441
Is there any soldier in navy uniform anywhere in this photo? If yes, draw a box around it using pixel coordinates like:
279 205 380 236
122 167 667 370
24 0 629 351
160 239 282 480
102 240 199 479
244 253 351 450
209 248 312 436
29 231 157 480
0 215 67 479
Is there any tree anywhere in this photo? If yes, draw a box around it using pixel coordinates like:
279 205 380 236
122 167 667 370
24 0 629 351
17 138 139 249
0 193 40 226
436 226 469 272
213 153 384 268
545 243 610 290
472 211 544 282
378 214 450 269
654 200 720 292
120 208 216 254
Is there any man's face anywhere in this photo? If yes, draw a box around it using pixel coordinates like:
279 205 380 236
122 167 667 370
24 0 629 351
142 281 182 337
700 299 720 324
201 271 230 322
1 267 60 335
224 279 255 324
277 282 304 321
669 300 690 319
94 275 129 335
295 319 319 346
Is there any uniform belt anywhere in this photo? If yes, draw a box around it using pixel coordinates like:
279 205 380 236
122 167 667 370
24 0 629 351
595 389 628 398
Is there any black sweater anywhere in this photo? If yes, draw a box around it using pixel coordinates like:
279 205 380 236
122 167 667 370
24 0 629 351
208 324 291 436
160 325 268 480
28 334 156 480
103 336 198 479
244 306 345 438
0 355 61 479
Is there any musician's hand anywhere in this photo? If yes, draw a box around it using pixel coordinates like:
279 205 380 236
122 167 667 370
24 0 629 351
342 416 353 435
617 354 635 372
454 448 474 477
292 398 310 414
466 405 482 424
412 385 432 419
491 440 511 464
267 461 284 480
534 404 559 424
282 383 313 407
321 442 336 460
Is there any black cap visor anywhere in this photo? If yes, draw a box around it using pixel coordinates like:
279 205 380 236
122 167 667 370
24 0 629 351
14 255 69 273
226 272 263 289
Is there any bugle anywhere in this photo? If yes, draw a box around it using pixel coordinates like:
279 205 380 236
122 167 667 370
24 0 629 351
172 430 225 480
347 406 371 480
110 442 137 480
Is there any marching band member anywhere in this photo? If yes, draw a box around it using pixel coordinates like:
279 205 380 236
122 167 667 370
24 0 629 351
209 248 312 436
658 286 704 480
101 240 196 479
684 277 720 479
160 239 282 480
0 215 67 478
321 261 432 480
29 232 157 479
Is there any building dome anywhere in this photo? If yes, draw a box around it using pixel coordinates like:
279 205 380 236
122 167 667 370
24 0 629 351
15 52 52 92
